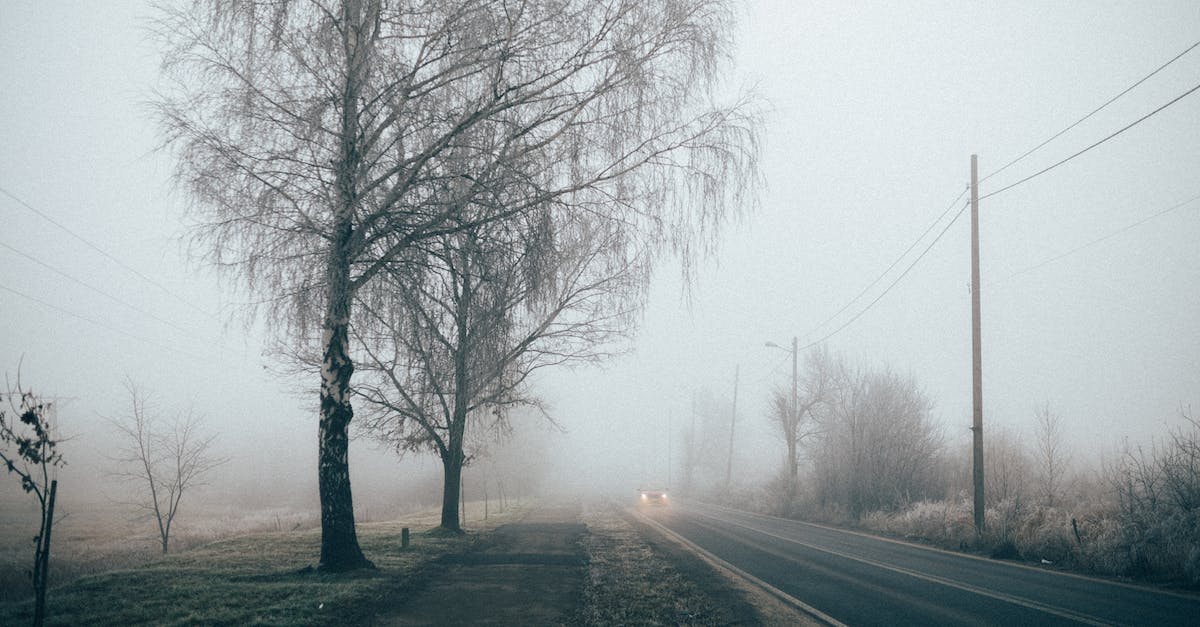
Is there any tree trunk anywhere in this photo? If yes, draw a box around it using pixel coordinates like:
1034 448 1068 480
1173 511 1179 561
316 205 370 570
32 479 56 627
441 451 464 531
317 264 373 570
441 236 472 532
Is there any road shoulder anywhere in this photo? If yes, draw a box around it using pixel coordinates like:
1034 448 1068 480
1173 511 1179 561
626 505 830 626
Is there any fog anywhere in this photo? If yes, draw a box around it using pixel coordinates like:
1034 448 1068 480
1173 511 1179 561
2 0 1198 554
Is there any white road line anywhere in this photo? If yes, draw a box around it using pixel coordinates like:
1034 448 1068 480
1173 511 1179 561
696 501 1196 601
633 509 847 627
686 505 1113 626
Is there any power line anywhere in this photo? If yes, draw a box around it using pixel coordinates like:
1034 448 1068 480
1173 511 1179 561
799 186 969 344
982 39 1200 183
993 191 1200 287
981 80 1200 201
0 239 200 338
797 198 970 353
0 185 216 319
0 280 209 363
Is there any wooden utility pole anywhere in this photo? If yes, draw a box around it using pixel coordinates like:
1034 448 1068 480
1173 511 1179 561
725 365 739 490
970 154 985 536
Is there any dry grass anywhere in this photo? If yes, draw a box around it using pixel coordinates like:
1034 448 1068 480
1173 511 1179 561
0 499 323 604
0 500 528 625
572 502 736 626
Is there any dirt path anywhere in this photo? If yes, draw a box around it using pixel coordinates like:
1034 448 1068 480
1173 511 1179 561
371 503 587 625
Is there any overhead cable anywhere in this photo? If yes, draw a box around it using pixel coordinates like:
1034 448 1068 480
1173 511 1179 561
0 239 199 338
993 192 1200 286
798 198 971 353
982 39 1200 183
800 186 969 344
0 281 208 363
981 80 1200 201
0 185 216 319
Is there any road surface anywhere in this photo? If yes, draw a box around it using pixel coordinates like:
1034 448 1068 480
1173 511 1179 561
636 500 1200 626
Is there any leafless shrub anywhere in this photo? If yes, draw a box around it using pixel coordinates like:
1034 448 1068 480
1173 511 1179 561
1099 409 1200 582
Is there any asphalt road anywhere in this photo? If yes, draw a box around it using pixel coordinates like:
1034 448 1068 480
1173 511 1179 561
637 500 1200 626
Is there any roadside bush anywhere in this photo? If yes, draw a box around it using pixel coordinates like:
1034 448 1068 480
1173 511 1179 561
855 496 974 550
763 466 801 514
1100 413 1200 583
984 497 1024 547
904 497 975 547
1014 506 1075 564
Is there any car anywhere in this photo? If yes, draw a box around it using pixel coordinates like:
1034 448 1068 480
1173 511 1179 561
638 487 669 505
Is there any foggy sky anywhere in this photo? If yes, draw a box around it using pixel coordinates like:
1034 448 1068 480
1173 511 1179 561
2 1 1198 505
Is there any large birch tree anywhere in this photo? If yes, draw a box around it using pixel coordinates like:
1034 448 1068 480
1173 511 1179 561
157 0 757 571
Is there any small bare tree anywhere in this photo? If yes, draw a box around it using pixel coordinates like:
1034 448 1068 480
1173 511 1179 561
109 381 226 554
1034 401 1069 507
1 373 65 627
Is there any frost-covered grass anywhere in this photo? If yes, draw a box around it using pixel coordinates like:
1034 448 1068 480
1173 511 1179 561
0 500 323 605
850 496 1200 587
572 502 741 626
0 501 527 625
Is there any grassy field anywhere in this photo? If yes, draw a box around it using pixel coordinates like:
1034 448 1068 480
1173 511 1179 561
0 504 528 626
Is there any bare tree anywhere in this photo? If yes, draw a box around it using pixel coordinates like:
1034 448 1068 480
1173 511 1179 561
676 387 734 496
1033 401 1069 507
1 374 65 627
984 425 1032 506
1160 406 1200 513
157 0 757 570
355 208 637 530
769 346 838 500
1104 410 1200 580
109 381 226 554
810 363 943 517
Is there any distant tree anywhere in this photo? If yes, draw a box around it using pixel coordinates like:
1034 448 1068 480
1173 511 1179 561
1 374 65 627
678 388 734 496
984 425 1032 506
157 0 757 570
810 363 943 517
1033 401 1069 507
768 346 838 503
355 208 637 531
109 381 226 554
